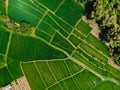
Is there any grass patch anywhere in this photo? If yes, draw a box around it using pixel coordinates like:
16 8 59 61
92 80 120 90
0 67 13 87
0 55 5 67
76 20 92 35
56 0 84 26
0 29 10 54
7 60 23 79
8 34 67 61
86 34 110 56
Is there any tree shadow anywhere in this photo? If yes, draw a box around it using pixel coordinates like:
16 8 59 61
84 0 96 19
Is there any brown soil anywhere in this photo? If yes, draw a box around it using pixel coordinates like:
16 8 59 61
10 76 31 90
82 16 100 38
108 58 120 70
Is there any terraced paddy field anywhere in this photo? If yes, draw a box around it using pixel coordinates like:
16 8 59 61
0 0 120 89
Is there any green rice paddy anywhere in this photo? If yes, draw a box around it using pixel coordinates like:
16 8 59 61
0 0 120 89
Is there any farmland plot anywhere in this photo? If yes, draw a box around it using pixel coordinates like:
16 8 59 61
0 29 10 54
0 0 120 89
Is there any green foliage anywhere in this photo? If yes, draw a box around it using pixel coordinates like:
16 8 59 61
1 0 120 89
19 22 34 34
7 60 23 79
75 0 92 7
89 0 120 65
56 0 84 26
114 54 120 66
22 61 101 90
2 16 34 34
0 29 10 54
0 67 13 87
0 55 5 67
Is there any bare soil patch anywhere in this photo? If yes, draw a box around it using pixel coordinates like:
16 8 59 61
10 76 31 90
82 16 100 38
108 58 120 70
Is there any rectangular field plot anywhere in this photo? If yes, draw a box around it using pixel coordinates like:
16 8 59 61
72 52 120 81
10 0 44 18
21 63 46 90
7 60 23 80
35 62 57 86
35 29 51 42
73 30 86 39
51 33 75 54
73 70 101 90
49 70 101 90
86 34 110 56
0 29 10 54
72 52 107 74
22 59 83 89
37 21 55 36
92 80 120 90
0 67 13 87
68 34 82 46
36 0 63 11
65 60 82 74
8 34 66 61
56 0 84 26
8 4 39 26
79 42 108 64
20 0 47 13
104 64 120 77
8 0 47 26
59 79 80 90
36 12 72 38
78 49 104 68
0 55 5 67
76 20 92 35
46 61 70 81
48 12 73 33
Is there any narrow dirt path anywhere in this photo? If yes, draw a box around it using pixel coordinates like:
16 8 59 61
5 0 8 15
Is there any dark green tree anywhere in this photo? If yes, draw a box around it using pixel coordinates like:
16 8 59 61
89 0 120 65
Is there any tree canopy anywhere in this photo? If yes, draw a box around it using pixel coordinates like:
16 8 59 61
76 0 120 65
89 0 120 65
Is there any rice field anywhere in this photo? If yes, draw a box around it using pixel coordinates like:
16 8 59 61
0 0 120 89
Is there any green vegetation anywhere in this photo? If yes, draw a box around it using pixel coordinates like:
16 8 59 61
8 34 67 61
76 20 92 35
0 0 6 16
0 67 13 87
22 61 101 90
85 34 110 56
56 0 84 26
0 29 10 54
35 0 63 11
7 60 23 79
92 80 120 90
0 0 120 89
76 0 120 65
0 55 5 67
87 0 120 65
